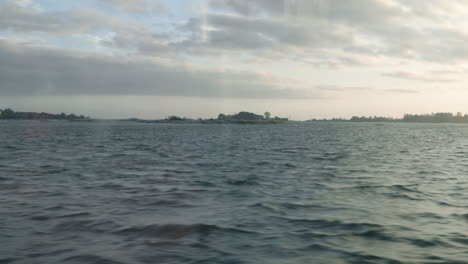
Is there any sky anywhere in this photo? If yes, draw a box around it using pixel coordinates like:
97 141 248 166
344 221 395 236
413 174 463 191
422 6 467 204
1 0 468 120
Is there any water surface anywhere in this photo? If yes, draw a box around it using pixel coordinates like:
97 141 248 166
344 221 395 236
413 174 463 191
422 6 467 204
2 121 468 264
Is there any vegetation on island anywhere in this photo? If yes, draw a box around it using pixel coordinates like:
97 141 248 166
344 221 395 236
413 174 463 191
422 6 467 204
0 108 91 121
137 111 289 124
309 112 468 123
167 115 186 121
6 107 468 124
217 111 288 124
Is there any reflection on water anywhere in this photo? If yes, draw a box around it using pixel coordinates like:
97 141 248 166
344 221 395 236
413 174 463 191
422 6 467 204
2 121 468 263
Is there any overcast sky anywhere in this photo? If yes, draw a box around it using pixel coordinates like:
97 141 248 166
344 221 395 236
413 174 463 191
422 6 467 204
1 0 468 119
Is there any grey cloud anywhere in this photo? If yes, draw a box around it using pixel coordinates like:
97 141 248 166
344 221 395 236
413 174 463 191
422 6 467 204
403 0 467 20
102 13 352 61
207 0 400 51
3 0 468 78
420 28 468 63
0 3 59 33
429 69 467 75
385 88 419 94
211 14 349 47
99 0 165 13
103 31 174 55
344 26 468 64
183 13 353 52
210 0 468 65
0 40 313 99
383 71 458 83
211 0 285 16
301 54 375 69
0 2 146 34
315 85 373 92
212 0 405 26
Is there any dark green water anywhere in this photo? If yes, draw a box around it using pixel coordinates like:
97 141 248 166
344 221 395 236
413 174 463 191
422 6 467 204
2 121 468 264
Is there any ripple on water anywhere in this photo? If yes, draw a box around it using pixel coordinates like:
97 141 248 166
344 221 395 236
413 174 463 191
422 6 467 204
3 122 468 263
53 219 120 233
115 223 257 239
63 255 126 264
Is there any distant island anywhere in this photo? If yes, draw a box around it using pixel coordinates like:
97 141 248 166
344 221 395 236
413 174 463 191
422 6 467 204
130 111 289 124
5 108 468 124
0 108 91 121
308 112 468 123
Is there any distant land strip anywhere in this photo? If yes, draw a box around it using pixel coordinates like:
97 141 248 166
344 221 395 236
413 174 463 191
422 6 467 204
125 111 289 124
308 113 468 123
3 108 468 124
0 108 91 121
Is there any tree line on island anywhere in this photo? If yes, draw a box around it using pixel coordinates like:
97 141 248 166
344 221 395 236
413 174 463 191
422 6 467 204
141 111 289 124
4 107 468 124
0 108 91 121
310 112 468 123
162 111 468 124
218 111 288 122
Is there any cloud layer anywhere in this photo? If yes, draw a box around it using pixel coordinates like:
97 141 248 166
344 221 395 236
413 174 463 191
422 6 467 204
1 0 468 100
0 39 314 98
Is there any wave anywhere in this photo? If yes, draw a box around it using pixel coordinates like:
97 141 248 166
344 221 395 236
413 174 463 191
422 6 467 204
451 213 468 219
0 258 16 264
273 216 382 233
448 233 468 246
354 229 398 242
63 255 126 264
226 177 259 186
405 237 450 248
115 224 256 239
27 249 74 258
384 192 425 201
4 145 20 150
310 152 348 161
248 202 282 213
278 202 326 210
53 219 120 233
296 243 404 264
388 184 421 193
121 197 193 207
4 122 468 263
57 212 92 218
30 215 50 221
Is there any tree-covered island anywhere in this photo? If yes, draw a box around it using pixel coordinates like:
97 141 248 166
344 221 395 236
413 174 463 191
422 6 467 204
136 111 289 124
308 112 468 123
6 108 468 124
0 108 91 121
217 111 289 124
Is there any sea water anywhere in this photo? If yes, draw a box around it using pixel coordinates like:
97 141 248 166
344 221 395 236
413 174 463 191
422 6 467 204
2 121 468 264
